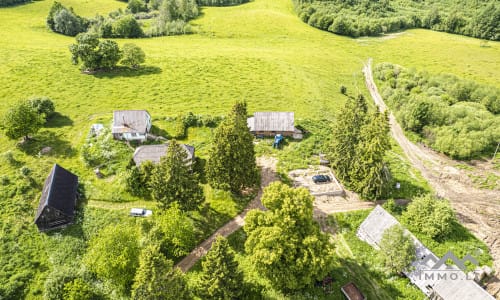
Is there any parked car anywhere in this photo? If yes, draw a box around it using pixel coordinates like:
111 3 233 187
312 174 331 183
130 208 152 217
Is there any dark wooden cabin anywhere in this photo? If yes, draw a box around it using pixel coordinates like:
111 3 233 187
34 164 78 232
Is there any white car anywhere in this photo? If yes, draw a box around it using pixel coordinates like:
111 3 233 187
130 208 152 217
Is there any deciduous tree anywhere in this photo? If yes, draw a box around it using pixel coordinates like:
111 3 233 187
1 101 44 141
198 236 243 299
83 225 140 291
378 225 415 275
121 43 146 68
244 182 334 292
402 194 457 239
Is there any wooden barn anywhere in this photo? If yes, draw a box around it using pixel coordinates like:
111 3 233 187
112 110 152 142
247 112 303 139
34 164 79 232
132 143 195 167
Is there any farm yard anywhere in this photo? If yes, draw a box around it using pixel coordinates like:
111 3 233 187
0 0 499 298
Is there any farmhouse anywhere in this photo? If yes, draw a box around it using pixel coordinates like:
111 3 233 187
112 110 152 142
357 206 494 300
247 112 303 139
133 143 195 166
34 164 79 232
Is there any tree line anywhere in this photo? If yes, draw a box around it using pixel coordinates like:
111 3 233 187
375 62 500 159
292 0 499 40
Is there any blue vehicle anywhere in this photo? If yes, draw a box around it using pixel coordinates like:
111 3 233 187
312 175 331 183
273 134 283 149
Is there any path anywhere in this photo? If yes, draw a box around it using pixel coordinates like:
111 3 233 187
175 156 279 272
363 59 500 297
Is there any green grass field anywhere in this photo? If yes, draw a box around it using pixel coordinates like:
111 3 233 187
0 0 499 298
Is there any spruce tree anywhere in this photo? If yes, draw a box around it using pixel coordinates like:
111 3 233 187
206 101 259 193
351 110 391 199
132 244 191 300
198 236 243 299
150 140 204 211
329 94 368 182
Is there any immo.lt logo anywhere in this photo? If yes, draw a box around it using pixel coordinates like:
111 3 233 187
414 251 479 281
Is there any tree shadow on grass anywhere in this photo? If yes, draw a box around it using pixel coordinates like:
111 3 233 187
45 112 74 128
91 65 162 79
17 130 76 158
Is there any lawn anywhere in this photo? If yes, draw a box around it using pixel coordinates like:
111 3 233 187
0 0 499 297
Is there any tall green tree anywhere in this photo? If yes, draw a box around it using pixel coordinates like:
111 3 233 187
402 194 457 239
198 236 243 299
206 102 259 193
150 140 204 210
1 101 44 141
69 33 121 71
131 244 191 300
148 205 197 259
83 225 140 291
378 225 416 275
244 182 335 292
121 43 146 69
328 94 368 183
351 110 391 199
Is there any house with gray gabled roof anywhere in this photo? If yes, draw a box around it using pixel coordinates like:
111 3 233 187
247 112 303 139
112 110 152 142
35 164 78 232
132 143 195 167
357 206 494 300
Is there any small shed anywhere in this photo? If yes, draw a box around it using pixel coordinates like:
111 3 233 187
341 282 366 300
132 143 195 166
35 164 78 232
247 112 303 139
112 110 152 142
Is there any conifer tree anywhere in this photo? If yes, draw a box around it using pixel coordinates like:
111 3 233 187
150 139 204 210
206 101 259 193
351 110 391 199
198 236 243 299
132 244 191 300
329 94 368 182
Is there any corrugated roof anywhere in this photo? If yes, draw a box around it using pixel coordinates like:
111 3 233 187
112 110 151 134
251 112 295 132
133 143 195 166
35 164 78 222
357 206 494 300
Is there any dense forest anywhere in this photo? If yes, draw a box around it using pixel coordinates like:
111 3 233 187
292 0 500 40
375 63 500 159
0 0 30 6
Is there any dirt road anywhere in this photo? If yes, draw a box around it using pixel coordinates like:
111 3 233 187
363 59 500 297
175 156 279 272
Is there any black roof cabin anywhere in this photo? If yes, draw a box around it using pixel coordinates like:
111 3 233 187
35 164 79 232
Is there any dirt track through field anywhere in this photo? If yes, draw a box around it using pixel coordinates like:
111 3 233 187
175 156 279 272
364 59 500 298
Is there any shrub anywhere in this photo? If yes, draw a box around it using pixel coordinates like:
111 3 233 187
19 166 31 177
127 0 147 13
28 97 55 121
112 15 144 38
121 43 146 68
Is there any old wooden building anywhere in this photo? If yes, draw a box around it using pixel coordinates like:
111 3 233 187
34 164 79 232
247 112 303 139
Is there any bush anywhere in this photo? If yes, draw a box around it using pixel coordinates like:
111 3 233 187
28 97 55 121
47 2 88 36
121 43 146 68
19 166 31 177
127 0 147 13
81 128 117 167
112 15 144 38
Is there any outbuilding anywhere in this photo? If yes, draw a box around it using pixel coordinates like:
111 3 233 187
132 143 195 166
112 110 152 142
247 112 303 139
34 164 79 232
